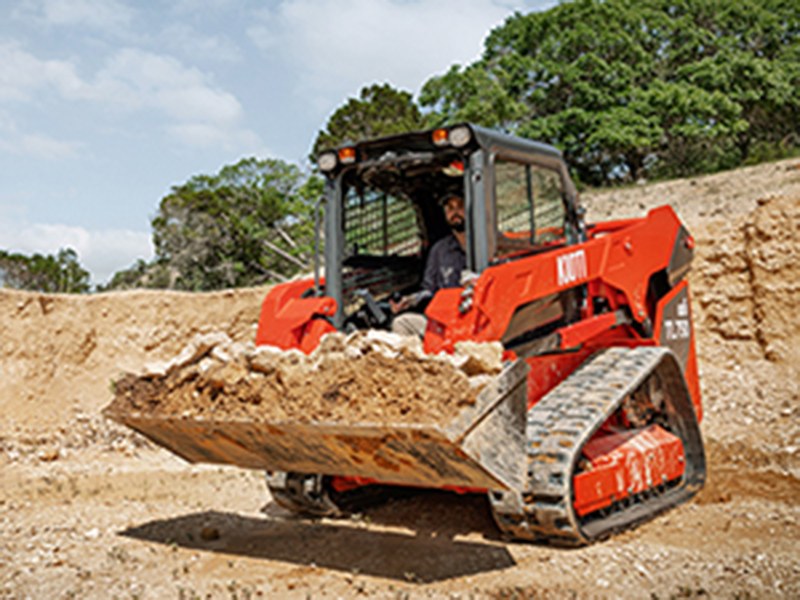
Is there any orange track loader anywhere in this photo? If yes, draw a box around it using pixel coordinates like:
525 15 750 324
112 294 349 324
111 124 705 545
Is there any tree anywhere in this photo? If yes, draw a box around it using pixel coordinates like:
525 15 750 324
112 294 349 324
0 247 91 293
145 157 323 291
420 63 526 131
419 0 800 185
96 258 171 292
311 83 426 160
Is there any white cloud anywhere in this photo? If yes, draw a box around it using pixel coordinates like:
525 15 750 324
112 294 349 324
0 43 261 150
0 132 82 159
0 219 153 284
93 48 243 122
0 41 84 102
18 0 135 32
160 23 242 63
0 110 82 159
247 0 538 107
167 123 264 153
89 48 259 148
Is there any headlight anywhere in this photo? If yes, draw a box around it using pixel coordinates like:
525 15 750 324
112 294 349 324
318 152 337 172
448 125 471 148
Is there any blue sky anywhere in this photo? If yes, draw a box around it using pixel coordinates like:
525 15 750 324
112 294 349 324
0 0 554 284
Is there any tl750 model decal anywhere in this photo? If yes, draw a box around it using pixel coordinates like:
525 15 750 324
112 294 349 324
664 298 691 341
557 249 587 287
658 287 692 371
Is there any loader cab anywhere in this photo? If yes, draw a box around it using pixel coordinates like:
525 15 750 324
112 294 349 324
316 123 582 330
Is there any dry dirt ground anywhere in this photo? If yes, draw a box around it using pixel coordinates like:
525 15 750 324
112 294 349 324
2 158 799 599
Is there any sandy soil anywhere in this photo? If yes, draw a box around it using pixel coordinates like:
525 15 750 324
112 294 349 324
2 158 799 599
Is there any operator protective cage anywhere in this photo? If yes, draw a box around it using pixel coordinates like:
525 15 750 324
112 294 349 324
314 123 583 329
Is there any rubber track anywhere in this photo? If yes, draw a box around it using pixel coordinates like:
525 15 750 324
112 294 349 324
490 346 705 545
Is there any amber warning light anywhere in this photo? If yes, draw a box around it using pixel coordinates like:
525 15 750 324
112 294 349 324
432 129 449 146
338 147 356 164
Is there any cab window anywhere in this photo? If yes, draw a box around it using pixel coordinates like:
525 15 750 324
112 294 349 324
343 186 422 257
339 183 424 316
494 157 566 258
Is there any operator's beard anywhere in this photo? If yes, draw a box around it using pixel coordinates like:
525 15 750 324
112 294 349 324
450 220 465 233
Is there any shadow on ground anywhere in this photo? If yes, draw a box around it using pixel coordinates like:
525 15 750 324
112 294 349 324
121 491 516 583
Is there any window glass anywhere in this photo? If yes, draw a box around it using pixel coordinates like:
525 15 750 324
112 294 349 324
343 186 422 257
495 160 533 245
532 167 566 244
494 157 565 257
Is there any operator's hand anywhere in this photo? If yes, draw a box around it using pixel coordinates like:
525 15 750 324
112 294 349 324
389 294 415 314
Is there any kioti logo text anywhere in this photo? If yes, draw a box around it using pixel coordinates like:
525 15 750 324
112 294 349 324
557 249 587 287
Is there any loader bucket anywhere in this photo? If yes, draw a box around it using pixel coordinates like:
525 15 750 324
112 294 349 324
106 360 529 492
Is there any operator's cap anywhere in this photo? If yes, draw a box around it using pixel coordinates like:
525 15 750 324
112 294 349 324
438 193 464 207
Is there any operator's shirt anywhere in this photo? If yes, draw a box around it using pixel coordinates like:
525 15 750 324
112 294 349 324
415 234 467 304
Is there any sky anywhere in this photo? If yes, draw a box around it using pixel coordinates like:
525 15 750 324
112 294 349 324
0 0 555 285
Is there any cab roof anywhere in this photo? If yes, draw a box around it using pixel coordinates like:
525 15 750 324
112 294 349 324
318 123 565 176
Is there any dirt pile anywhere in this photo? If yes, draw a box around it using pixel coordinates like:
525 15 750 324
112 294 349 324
0 287 268 435
583 156 800 225
691 194 799 364
686 194 800 466
742 195 799 363
106 331 503 425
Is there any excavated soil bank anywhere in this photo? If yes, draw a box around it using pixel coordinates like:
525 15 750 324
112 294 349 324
106 332 503 425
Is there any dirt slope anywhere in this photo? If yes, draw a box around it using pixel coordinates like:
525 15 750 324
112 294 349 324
1 158 799 599
0 287 268 435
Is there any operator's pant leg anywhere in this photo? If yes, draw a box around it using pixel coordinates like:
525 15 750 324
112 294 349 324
391 313 427 338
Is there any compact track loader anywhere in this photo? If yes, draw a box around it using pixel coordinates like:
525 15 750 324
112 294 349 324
109 124 705 545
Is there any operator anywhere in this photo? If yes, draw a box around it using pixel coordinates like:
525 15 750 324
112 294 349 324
390 194 467 337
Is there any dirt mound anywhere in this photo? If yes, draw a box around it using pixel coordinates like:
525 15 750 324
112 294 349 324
742 195 799 363
0 287 268 435
583 157 800 225
686 194 800 467
691 194 800 365
106 331 502 425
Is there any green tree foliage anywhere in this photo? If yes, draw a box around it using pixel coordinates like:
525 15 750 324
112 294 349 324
312 83 426 159
96 258 171 292
420 0 800 185
0 247 91 293
107 157 322 292
152 157 323 291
